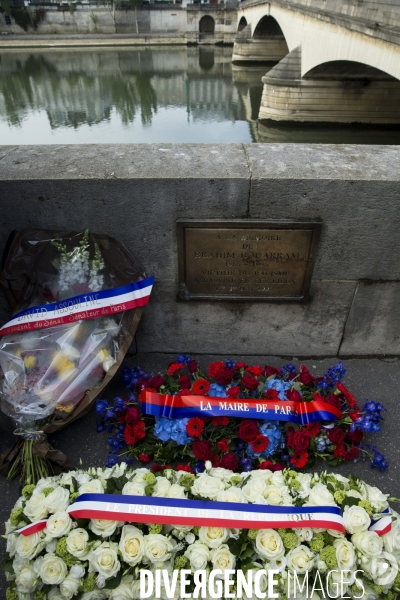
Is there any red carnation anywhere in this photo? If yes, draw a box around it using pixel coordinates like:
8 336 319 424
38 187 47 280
324 393 342 411
272 463 284 471
167 362 185 376
148 375 165 390
217 438 229 452
291 452 309 468
344 445 361 460
176 464 193 473
265 388 280 401
259 460 274 470
124 425 137 445
336 383 357 407
132 421 146 440
211 454 221 468
186 417 205 437
208 361 225 378
152 464 170 473
138 453 152 463
227 386 240 399
246 366 264 377
327 428 345 446
234 361 248 371
287 428 311 452
187 360 199 374
265 366 281 377
285 388 302 402
192 379 210 396
215 367 234 386
349 409 362 422
238 420 259 442
298 364 315 385
334 444 347 459
347 429 363 445
137 378 149 390
212 416 229 426
241 374 259 391
178 375 191 390
250 435 270 453
192 440 212 461
220 453 239 470
305 422 321 436
126 407 141 424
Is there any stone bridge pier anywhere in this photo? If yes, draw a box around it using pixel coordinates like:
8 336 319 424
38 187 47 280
233 0 400 123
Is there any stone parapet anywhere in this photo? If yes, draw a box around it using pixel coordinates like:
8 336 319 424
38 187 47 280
0 143 399 357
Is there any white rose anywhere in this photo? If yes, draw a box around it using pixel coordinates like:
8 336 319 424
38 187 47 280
264 484 291 506
119 525 145 565
81 591 108 600
131 468 152 485
297 474 312 499
76 473 91 484
167 484 187 499
16 532 44 560
343 505 371 534
352 530 383 557
15 564 36 593
191 474 225 500
198 527 229 548
132 580 142 599
6 533 18 558
334 474 350 488
97 463 127 480
39 553 68 585
209 468 234 482
295 528 313 542
79 479 104 495
307 484 336 506
286 545 315 573
249 470 272 481
122 481 146 496
242 478 267 503
185 541 210 570
60 574 81 599
23 492 48 522
364 485 389 512
70 564 85 579
89 519 120 538
185 533 195 545
46 511 72 538
153 477 171 497
89 541 120 579
44 487 70 514
270 471 285 487
46 539 58 553
333 538 355 570
109 576 134 600
256 529 285 559
48 587 67 600
383 519 400 555
216 487 247 503
67 528 90 558
211 544 236 574
144 534 175 563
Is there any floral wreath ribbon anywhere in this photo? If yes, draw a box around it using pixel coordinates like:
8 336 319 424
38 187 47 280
14 495 391 537
140 391 343 425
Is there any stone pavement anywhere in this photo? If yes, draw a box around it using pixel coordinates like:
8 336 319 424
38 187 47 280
0 353 399 594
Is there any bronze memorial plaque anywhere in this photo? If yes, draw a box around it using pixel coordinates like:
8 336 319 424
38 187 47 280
177 220 322 301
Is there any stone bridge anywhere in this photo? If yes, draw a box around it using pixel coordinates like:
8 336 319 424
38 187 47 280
233 0 400 122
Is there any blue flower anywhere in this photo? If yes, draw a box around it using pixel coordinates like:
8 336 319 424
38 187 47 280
265 379 292 400
193 461 205 474
246 422 285 459
209 383 227 398
324 362 346 384
95 399 109 415
177 354 187 363
240 457 253 472
154 418 173 442
225 359 235 369
154 418 193 445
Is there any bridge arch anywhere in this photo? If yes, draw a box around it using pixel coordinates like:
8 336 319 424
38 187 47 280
238 16 247 32
303 60 397 81
253 15 286 41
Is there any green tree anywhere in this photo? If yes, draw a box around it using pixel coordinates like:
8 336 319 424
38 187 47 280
127 0 143 33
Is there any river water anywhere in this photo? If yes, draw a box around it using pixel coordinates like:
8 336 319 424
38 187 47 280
1 45 399 144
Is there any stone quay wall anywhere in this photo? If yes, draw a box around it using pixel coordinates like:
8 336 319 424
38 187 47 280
0 143 399 358
0 4 238 42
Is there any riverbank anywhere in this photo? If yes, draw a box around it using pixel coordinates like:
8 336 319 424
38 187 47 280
0 32 195 47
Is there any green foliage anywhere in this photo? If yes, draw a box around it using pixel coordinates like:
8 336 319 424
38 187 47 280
55 537 79 567
105 571 122 590
319 546 338 569
10 7 46 31
81 574 97 593
22 484 36 500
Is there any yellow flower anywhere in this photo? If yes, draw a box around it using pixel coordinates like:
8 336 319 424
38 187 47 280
52 353 75 377
23 355 37 370
58 361 76 378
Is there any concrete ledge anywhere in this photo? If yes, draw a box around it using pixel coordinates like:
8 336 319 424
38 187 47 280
1 143 400 356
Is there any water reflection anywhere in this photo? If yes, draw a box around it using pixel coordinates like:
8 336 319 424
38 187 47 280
0 47 399 144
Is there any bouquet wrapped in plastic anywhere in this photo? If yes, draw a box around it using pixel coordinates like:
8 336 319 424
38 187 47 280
0 229 153 484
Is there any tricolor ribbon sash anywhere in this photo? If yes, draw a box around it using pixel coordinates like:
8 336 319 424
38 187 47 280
0 276 154 336
15 494 345 536
141 391 342 425
14 495 392 537
370 508 392 536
